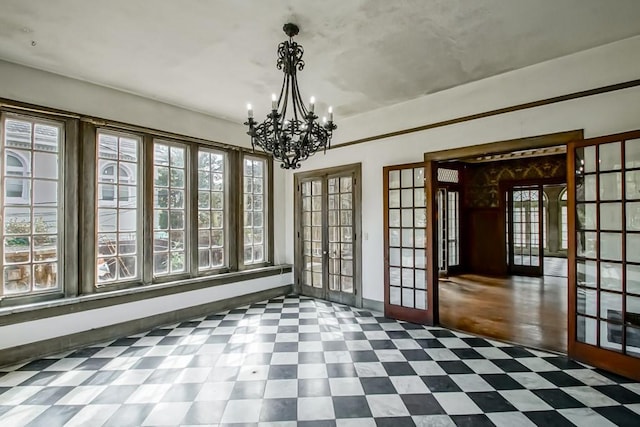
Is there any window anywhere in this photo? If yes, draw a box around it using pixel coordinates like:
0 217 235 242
96 131 141 284
243 156 267 265
153 141 187 276
0 102 274 307
1 115 63 297
198 149 226 271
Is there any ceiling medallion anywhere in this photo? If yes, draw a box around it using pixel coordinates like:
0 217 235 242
245 23 336 169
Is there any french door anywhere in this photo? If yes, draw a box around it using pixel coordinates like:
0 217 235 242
568 130 640 381
383 162 435 324
507 184 544 276
294 164 361 307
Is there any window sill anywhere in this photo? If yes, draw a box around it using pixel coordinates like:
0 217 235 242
0 264 292 326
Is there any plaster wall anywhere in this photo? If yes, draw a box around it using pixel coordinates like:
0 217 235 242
284 36 640 303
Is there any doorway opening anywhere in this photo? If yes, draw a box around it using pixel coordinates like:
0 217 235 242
431 136 573 353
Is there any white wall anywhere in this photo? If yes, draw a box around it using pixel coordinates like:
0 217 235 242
0 60 290 350
0 272 292 350
284 36 640 303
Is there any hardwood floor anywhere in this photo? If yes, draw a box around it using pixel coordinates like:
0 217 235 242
439 271 568 353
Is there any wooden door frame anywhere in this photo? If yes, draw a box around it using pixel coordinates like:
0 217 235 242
293 163 363 308
568 130 640 381
425 130 584 327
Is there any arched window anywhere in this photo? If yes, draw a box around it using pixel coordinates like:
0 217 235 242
5 151 29 200
100 163 132 202
560 188 568 250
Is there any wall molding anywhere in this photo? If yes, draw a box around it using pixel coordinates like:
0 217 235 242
362 298 384 314
332 79 640 149
0 284 293 369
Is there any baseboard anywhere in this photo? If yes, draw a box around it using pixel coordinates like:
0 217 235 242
362 297 384 313
0 284 293 369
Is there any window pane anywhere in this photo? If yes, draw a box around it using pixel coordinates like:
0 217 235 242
96 131 141 284
153 141 187 276
244 157 267 265
2 116 63 297
198 150 227 271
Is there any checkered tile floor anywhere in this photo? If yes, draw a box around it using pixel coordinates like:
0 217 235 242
1 295 639 426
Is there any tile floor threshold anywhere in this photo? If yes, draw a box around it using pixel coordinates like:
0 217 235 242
0 294 639 426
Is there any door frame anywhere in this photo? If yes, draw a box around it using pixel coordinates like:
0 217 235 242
293 163 363 308
425 130 583 328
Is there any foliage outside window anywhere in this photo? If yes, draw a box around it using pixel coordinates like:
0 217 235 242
96 131 141 285
153 141 187 276
243 156 266 265
1 115 62 297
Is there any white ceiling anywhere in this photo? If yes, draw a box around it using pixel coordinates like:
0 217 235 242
1 0 640 123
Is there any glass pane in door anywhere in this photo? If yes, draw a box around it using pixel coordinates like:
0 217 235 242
301 179 323 288
328 176 354 293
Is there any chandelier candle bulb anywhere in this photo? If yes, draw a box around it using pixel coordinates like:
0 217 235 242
328 106 333 122
244 22 337 169
247 103 253 119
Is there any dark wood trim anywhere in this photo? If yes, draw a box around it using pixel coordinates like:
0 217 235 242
426 160 438 325
425 130 583 162
331 80 640 150
0 284 293 369
0 264 292 326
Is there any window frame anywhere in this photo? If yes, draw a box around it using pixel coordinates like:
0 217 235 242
151 138 191 281
240 152 272 269
0 110 79 307
236 150 275 271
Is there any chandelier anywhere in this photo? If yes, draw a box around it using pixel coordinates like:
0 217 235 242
245 23 336 169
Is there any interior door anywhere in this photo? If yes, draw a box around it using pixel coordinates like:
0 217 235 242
384 162 434 324
296 164 361 307
568 130 640 381
508 184 544 276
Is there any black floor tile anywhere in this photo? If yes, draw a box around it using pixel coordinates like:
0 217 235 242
332 395 372 418
375 416 416 427
539 371 585 387
259 397 298 422
468 391 517 413
491 359 531 373
421 375 462 393
594 384 640 404
438 360 474 374
524 410 574 427
25 405 81 427
401 394 446 415
327 363 357 378
450 414 495 427
479 374 525 390
532 388 586 409
595 405 640 427
382 362 417 376
360 377 397 394
230 380 265 399
268 364 298 380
